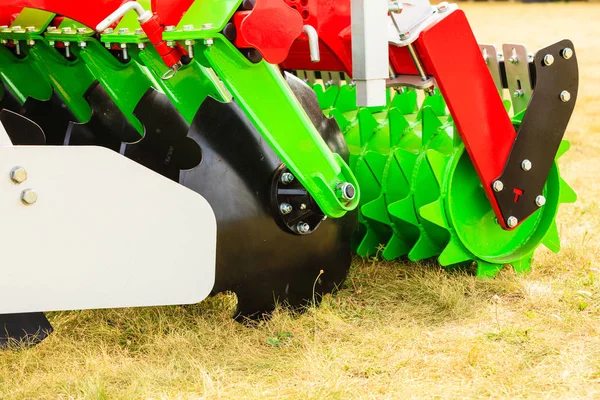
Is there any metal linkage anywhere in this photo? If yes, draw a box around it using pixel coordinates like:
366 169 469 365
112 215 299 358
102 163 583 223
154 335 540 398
492 40 578 228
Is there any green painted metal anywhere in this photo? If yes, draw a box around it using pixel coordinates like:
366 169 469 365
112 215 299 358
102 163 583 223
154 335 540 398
320 83 576 276
203 37 359 218
163 0 243 41
100 0 151 44
0 44 53 104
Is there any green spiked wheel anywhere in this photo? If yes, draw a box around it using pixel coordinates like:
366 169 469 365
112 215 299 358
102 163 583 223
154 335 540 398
312 82 576 277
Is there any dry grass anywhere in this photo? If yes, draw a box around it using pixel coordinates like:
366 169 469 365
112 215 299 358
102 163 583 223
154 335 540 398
2 3 600 399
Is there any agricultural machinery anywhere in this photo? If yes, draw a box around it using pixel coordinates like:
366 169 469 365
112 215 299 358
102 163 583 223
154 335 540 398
0 0 578 347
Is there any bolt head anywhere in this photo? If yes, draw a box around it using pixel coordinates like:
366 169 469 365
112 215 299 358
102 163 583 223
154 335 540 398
493 180 504 192
513 90 524 98
120 43 127 49
560 90 571 103
536 195 546 207
25 26 36 32
204 38 214 46
521 159 532 171
509 57 518 64
77 27 87 34
134 28 144 35
183 24 194 31
297 222 310 234
138 43 146 49
184 39 195 46
281 172 295 185
164 25 176 32
103 28 114 34
10 166 27 184
202 23 214 30
561 48 573 60
299 203 307 211
337 182 356 202
78 41 87 48
507 216 518 228
21 189 37 205
27 39 35 47
279 203 292 215
543 54 554 66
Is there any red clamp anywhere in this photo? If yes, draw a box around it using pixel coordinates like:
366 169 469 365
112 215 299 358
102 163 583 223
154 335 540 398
233 0 304 64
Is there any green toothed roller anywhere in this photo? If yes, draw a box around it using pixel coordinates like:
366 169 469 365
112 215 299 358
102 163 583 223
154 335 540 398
312 82 576 277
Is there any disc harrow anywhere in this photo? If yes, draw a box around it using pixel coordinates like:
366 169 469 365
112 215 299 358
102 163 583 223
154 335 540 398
0 0 579 347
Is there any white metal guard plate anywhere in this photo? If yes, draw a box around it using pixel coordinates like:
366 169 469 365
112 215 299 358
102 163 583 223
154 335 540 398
0 146 217 314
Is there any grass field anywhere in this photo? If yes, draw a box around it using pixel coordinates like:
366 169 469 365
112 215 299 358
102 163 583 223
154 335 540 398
2 3 600 399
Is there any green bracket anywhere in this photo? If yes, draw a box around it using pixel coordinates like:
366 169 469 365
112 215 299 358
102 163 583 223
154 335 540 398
203 38 359 218
162 0 242 41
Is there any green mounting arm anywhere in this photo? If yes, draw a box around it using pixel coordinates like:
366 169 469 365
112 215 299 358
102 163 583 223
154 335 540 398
203 38 359 218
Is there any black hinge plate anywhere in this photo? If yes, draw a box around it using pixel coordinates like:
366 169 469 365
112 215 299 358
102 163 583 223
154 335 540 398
492 39 578 227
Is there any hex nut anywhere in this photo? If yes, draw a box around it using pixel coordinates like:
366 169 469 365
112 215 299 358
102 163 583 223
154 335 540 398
10 166 27 184
21 189 38 205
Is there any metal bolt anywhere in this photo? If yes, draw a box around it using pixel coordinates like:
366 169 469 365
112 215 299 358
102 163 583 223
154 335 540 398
63 41 71 58
521 159 532 171
27 39 35 47
103 28 114 34
120 43 128 60
437 2 449 13
10 166 27 184
204 38 214 46
508 57 518 64
25 26 36 32
560 90 571 103
399 31 411 40
202 23 213 30
337 182 356 202
48 40 55 46
79 41 87 48
281 172 294 184
61 27 72 33
300 203 307 211
279 203 292 215
134 28 144 35
77 27 87 34
164 25 176 32
14 41 20 56
183 24 194 31
166 40 175 47
138 42 146 50
11 25 22 32
493 180 504 192
297 222 310 234
185 39 195 58
118 28 129 35
561 48 573 60
536 195 546 207
104 42 112 49
21 189 38 205
513 90 524 98
543 54 554 66
507 216 518 228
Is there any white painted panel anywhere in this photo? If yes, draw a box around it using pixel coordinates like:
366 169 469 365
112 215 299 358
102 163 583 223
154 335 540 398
0 146 217 314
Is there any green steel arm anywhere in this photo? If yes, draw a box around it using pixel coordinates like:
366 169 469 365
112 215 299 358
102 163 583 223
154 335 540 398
203 38 359 218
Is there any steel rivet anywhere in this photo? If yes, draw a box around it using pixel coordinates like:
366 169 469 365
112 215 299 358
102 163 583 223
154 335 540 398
561 48 573 60
10 166 27 184
560 90 571 103
279 203 292 215
21 189 37 205
543 54 554 66
521 159 532 171
297 222 310 234
536 195 546 207
493 180 504 192
507 216 518 228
